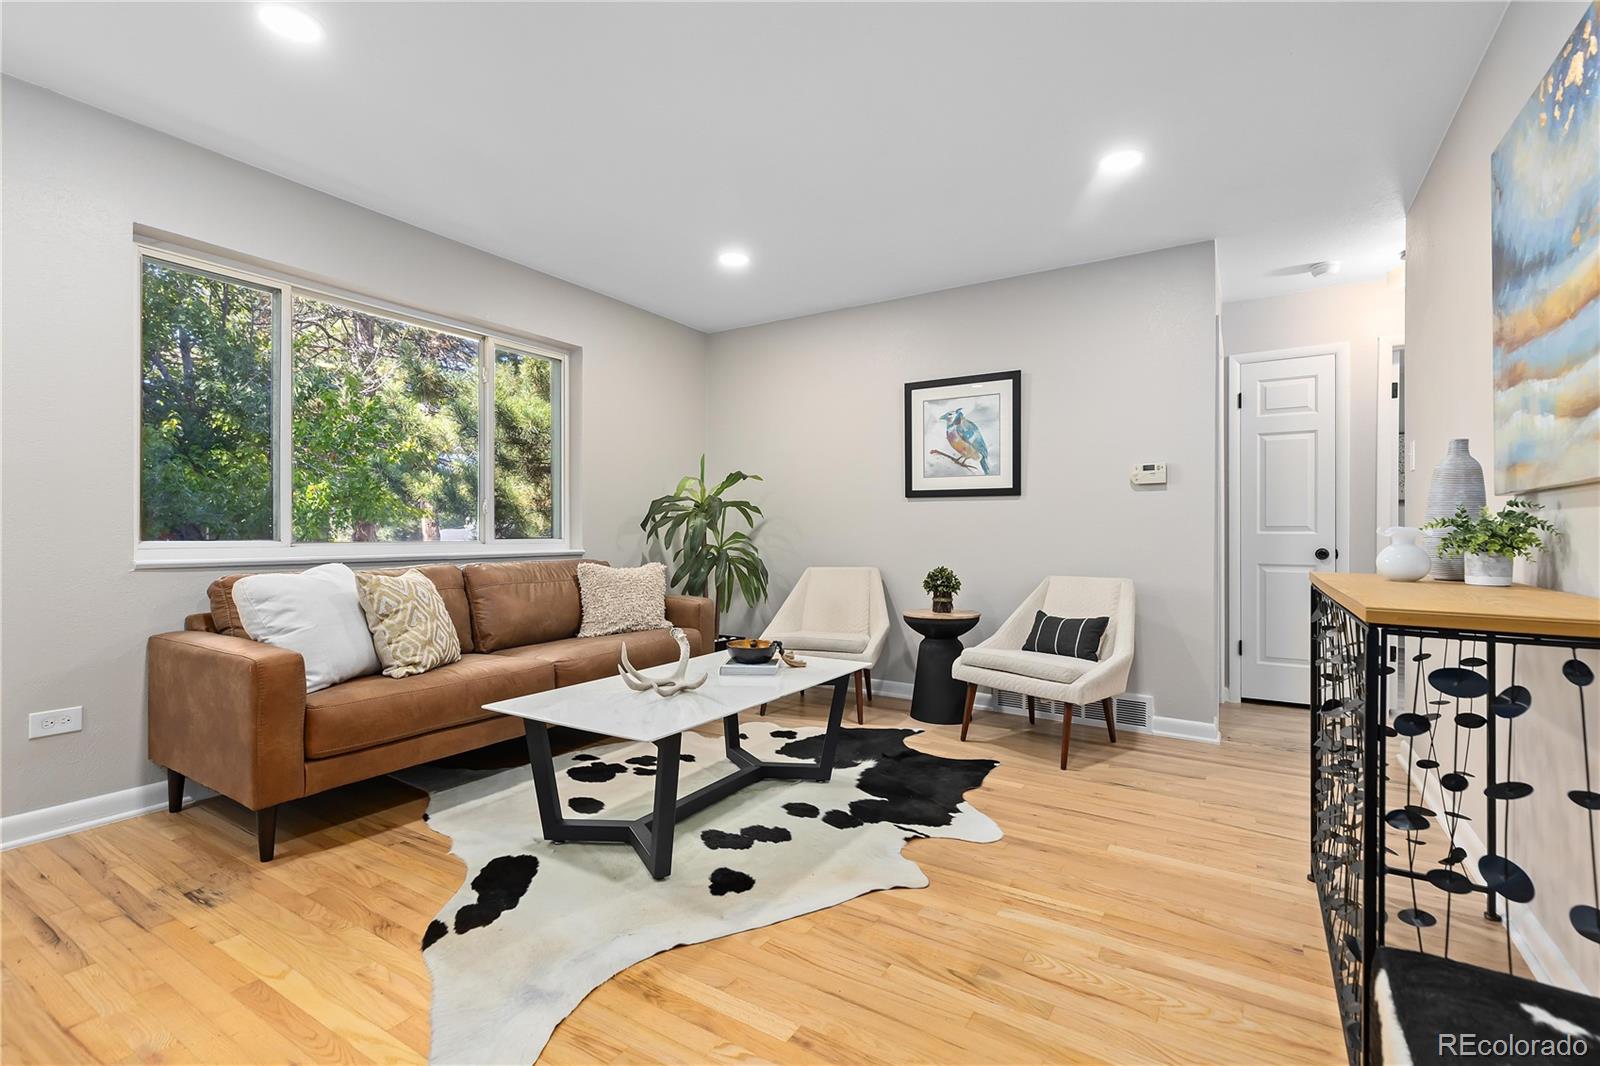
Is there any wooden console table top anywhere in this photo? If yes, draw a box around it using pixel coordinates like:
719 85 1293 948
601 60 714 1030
1311 572 1600 639
902 609 981 622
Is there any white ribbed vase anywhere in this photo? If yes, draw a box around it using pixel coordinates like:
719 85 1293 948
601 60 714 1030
1421 439 1486 581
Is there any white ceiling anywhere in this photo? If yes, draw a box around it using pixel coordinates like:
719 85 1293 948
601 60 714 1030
1 2 1503 332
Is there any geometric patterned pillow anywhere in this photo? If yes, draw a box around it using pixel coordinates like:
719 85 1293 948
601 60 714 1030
354 568 463 679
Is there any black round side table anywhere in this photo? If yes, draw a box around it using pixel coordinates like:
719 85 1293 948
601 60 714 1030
902 610 981 724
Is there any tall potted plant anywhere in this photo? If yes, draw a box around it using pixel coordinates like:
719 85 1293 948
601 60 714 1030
1423 497 1558 586
640 456 770 613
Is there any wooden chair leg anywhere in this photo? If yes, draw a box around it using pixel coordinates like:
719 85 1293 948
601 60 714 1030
1025 695 1035 725
864 668 873 703
959 683 977 741
854 671 865 724
1101 697 1118 743
167 769 185 813
759 703 768 716
256 806 278 863
1060 705 1074 770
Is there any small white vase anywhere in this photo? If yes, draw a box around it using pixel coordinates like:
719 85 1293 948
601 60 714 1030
1376 527 1431 582
1464 553 1513 587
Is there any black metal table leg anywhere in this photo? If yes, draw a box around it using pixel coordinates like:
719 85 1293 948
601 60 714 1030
645 733 683 879
816 674 849 780
517 673 860 878
523 719 568 840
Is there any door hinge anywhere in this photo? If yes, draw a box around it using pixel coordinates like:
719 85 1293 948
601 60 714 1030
1237 639 1243 655
1391 382 1399 399
1236 392 1243 409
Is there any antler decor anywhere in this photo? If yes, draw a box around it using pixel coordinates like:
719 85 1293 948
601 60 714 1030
618 627 708 697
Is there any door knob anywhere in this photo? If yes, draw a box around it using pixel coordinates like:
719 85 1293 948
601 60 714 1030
1314 547 1331 561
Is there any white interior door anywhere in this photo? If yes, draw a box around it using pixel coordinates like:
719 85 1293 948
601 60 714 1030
1236 351 1337 704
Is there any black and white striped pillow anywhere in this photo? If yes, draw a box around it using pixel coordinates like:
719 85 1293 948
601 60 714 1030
1021 611 1108 661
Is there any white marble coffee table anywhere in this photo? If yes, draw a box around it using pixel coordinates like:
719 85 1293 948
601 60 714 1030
484 649 869 879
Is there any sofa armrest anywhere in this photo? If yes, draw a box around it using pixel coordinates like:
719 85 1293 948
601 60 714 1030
665 595 716 654
147 631 307 810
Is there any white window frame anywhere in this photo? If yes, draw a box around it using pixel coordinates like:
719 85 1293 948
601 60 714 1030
133 241 576 569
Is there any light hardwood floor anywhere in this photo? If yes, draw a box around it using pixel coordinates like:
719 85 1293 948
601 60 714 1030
5 697 1374 1064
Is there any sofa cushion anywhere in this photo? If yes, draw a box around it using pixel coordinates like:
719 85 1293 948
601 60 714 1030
232 564 381 693
494 628 685 687
463 559 602 652
957 646 1095 685
355 568 463 678
207 563 473 651
366 564 475 652
576 561 669 637
304 652 554 759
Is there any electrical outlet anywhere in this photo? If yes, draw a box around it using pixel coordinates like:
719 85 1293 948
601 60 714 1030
28 706 82 739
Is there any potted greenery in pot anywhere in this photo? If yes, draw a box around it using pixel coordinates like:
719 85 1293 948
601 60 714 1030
923 566 962 613
1422 497 1558 587
640 455 769 614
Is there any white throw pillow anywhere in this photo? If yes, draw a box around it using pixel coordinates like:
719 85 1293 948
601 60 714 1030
232 563 382 692
576 562 670 637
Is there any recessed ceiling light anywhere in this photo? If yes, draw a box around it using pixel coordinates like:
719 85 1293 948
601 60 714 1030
1098 148 1145 175
257 4 323 44
717 249 751 271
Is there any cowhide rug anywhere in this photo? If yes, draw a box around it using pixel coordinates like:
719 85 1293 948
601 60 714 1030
396 723 1000 1065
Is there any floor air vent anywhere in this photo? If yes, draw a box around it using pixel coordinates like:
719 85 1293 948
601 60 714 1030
994 690 1153 731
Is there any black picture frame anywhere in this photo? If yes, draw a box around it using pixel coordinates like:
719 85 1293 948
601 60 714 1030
904 370 1022 498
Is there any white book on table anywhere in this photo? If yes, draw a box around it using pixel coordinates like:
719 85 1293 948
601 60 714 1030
719 662 780 677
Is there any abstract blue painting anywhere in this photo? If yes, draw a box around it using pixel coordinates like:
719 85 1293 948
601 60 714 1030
1490 4 1599 492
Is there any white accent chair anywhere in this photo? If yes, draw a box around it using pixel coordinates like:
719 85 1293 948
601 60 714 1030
952 577 1135 769
759 567 889 723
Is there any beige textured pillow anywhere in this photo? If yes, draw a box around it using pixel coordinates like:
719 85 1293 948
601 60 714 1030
354 568 463 678
577 562 669 637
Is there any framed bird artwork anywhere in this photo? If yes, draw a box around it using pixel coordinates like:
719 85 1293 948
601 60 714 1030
904 370 1021 498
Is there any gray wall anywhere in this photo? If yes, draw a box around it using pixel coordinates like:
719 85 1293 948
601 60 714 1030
0 80 710 818
1405 1 1600 991
1223 278 1406 574
706 242 1222 727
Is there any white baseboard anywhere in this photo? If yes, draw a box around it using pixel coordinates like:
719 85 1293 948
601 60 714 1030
0 779 214 852
868 679 1220 744
1395 745 1585 994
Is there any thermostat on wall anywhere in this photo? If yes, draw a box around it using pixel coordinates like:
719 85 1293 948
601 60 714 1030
1130 463 1167 486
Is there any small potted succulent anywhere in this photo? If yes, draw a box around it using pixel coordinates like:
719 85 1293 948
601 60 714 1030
1423 497 1558 586
923 565 962 613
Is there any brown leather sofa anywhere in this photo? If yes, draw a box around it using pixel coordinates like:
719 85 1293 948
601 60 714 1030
147 559 713 861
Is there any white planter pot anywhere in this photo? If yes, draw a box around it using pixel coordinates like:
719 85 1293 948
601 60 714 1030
1376 527 1431 582
1464 553 1513 587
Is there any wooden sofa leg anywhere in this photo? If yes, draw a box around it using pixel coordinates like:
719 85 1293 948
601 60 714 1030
1101 697 1118 743
256 807 278 863
167 769 185 813
864 669 873 703
1025 695 1035 725
959 683 977 741
1060 705 1074 770
854 671 865 724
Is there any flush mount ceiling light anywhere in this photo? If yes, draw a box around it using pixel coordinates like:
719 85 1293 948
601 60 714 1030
257 4 323 44
1097 148 1145 175
717 249 751 271
1309 260 1343 278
